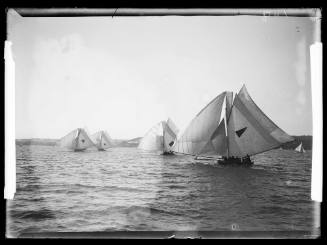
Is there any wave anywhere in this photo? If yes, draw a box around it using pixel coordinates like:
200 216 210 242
102 205 182 218
162 172 186 179
125 205 182 217
254 205 296 216
16 184 41 192
9 146 314 232
168 185 186 189
10 209 56 221
104 185 153 193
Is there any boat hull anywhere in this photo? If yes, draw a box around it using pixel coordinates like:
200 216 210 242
162 151 175 155
74 148 86 152
217 157 254 166
195 156 216 161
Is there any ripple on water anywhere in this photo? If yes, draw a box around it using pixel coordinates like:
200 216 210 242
7 146 314 233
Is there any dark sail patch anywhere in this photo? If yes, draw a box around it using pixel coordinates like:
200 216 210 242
236 127 247 137
169 141 174 146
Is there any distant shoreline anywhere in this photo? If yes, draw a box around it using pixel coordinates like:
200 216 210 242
15 136 312 150
15 137 142 148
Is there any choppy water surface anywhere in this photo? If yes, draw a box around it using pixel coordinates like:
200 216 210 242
7 145 317 236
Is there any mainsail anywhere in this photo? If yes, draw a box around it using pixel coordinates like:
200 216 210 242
138 121 165 152
173 85 293 159
173 92 227 156
226 85 294 158
225 91 233 121
59 128 94 151
295 142 305 153
92 130 113 150
138 118 179 153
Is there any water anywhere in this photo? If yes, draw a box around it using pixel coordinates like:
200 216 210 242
7 145 317 236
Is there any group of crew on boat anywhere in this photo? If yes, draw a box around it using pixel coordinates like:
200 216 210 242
218 155 253 165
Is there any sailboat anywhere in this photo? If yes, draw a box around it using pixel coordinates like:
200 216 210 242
295 142 305 153
92 130 113 151
59 128 94 151
172 85 294 165
138 118 179 154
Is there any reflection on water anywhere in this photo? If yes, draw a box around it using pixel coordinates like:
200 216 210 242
7 145 316 235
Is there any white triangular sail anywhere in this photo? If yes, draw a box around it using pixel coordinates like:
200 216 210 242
295 142 305 153
163 118 179 153
60 128 94 151
226 85 294 158
92 130 113 150
138 121 165 152
102 131 113 148
76 128 95 150
173 92 227 156
59 129 78 149
210 118 228 155
139 119 179 153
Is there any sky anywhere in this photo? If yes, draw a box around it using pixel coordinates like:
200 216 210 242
8 9 317 139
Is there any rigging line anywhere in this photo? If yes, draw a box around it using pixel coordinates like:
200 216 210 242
181 136 185 153
186 129 190 154
200 109 204 154
112 8 118 18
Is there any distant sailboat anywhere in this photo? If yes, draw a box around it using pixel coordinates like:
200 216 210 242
295 142 305 153
92 130 113 151
138 118 179 154
59 128 94 151
173 85 294 165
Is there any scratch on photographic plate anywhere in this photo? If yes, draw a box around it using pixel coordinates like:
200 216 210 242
4 40 16 200
310 41 322 203
309 9 322 204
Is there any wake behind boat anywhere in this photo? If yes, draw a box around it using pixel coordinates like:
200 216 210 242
173 85 294 165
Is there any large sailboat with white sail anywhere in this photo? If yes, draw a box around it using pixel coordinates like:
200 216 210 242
92 130 113 151
59 128 94 151
138 118 179 154
172 85 294 165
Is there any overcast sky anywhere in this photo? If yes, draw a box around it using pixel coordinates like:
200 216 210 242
8 10 317 139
